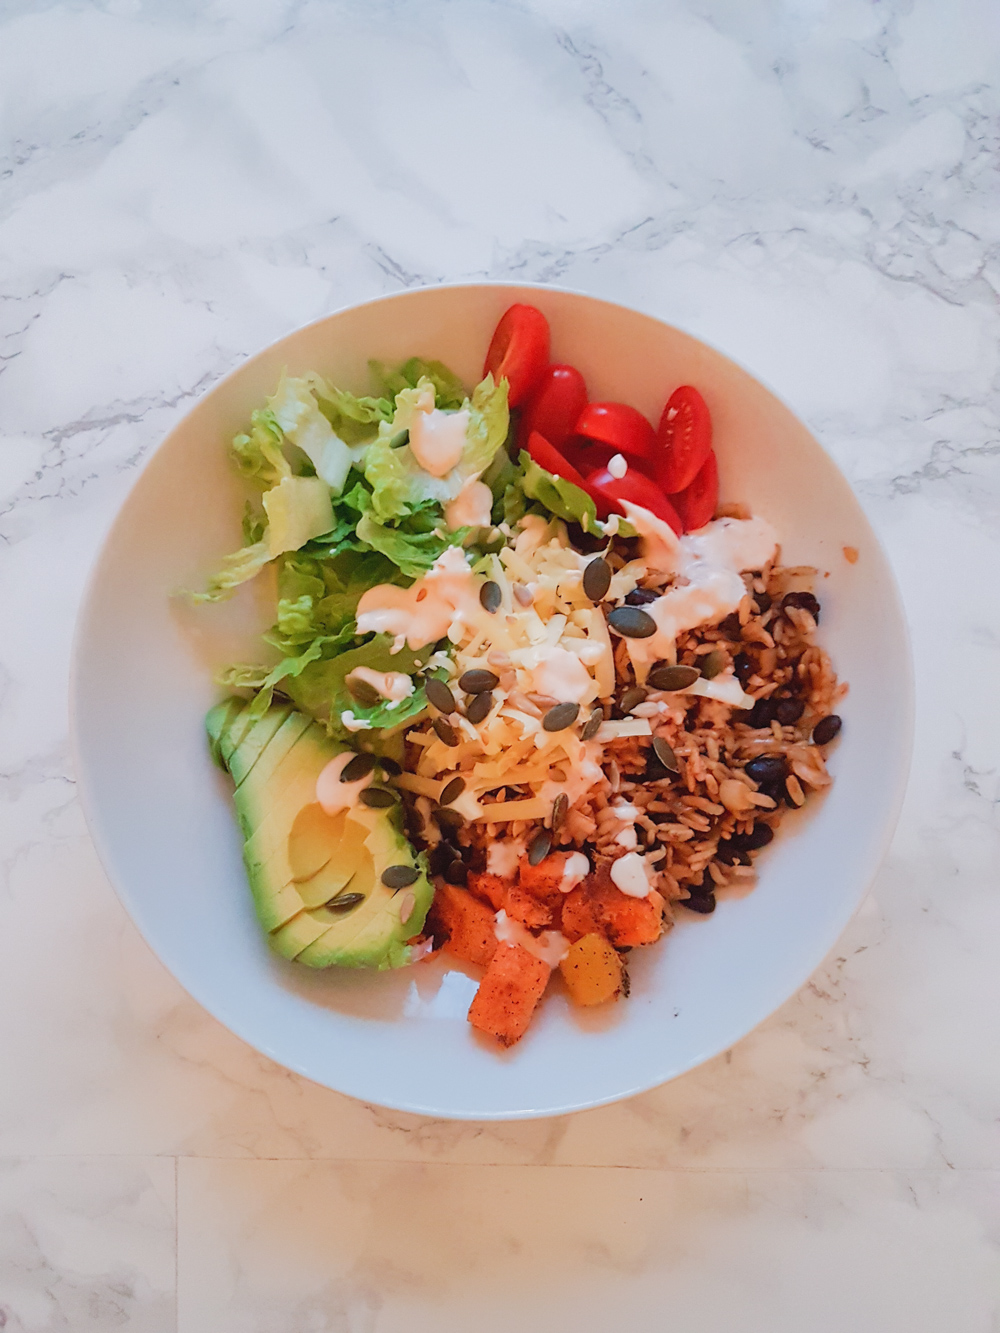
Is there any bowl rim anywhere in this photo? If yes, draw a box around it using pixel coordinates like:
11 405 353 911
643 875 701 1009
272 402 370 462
69 280 915 1119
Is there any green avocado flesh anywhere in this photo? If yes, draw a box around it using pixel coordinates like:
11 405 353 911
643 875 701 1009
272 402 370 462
206 698 433 970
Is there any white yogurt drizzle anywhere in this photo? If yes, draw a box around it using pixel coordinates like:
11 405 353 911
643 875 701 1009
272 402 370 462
610 851 653 898
445 479 493 530
315 751 371 815
345 666 415 705
408 406 470 478
355 546 481 649
494 910 569 966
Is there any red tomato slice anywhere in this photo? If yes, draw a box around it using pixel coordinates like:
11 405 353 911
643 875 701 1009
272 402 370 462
523 365 588 449
585 467 683 533
575 402 656 462
483 305 550 407
560 435 616 476
670 450 718 532
526 430 591 492
655 385 712 494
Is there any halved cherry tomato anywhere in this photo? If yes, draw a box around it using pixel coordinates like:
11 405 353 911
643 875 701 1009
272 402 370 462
523 365 588 449
586 466 683 533
575 402 656 462
559 434 616 477
526 430 591 491
483 305 550 407
656 385 712 494
671 450 718 532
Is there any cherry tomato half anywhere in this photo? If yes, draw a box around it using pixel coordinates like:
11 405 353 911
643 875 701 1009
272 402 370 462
523 365 588 449
483 304 550 407
586 467 683 533
655 385 712 494
670 450 718 532
526 430 591 492
575 402 656 462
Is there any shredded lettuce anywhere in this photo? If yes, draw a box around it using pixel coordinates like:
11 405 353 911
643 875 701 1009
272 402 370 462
231 410 291 488
267 374 355 494
370 357 466 410
517 450 598 533
262 475 334 557
281 635 431 736
190 540 272 604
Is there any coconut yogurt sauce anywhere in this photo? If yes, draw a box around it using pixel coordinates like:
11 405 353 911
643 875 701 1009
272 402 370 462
355 545 482 649
619 502 778 682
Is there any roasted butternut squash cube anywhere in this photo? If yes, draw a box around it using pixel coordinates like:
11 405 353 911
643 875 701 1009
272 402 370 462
559 933 625 1006
468 942 551 1047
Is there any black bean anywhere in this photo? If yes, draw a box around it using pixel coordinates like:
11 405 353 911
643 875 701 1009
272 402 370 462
745 822 774 851
465 691 493 724
479 580 502 613
424 677 456 713
340 752 377 783
753 590 772 614
718 612 743 638
775 697 805 726
648 664 701 692
620 686 647 714
443 860 469 886
652 736 680 773
381 864 419 890
745 697 778 729
581 708 604 741
685 891 717 914
608 606 657 639
458 669 499 694
715 839 741 866
645 756 675 782
583 556 612 602
733 652 755 685
428 843 452 876
439 776 466 805
528 828 552 865
326 891 365 912
624 587 659 606
700 649 726 680
758 779 793 809
813 714 842 746
552 792 569 832
432 716 459 747
782 591 821 623
378 755 402 777
359 787 397 808
744 755 789 785
542 702 580 732
468 845 487 873
347 677 381 707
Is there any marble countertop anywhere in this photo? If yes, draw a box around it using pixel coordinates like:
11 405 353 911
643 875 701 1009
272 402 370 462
2 1 998 1328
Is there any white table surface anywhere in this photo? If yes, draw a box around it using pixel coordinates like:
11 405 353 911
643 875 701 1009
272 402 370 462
2 2 999 1329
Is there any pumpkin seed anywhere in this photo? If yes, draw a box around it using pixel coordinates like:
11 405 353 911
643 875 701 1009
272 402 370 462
432 716 459 747
434 807 465 832
388 428 410 450
381 864 419 890
424 677 456 713
528 828 552 865
465 690 493 724
359 787 397 808
608 605 657 639
378 755 402 777
439 776 466 805
326 891 365 912
620 686 647 714
700 649 726 680
582 556 612 602
551 792 569 832
347 677 381 707
479 580 502 613
341 751 377 783
648 664 701 692
652 736 680 773
581 707 604 741
513 583 533 606
542 702 580 732
458 669 499 694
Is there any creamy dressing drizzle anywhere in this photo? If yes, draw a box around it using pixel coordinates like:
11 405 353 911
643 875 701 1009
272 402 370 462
445 478 493 530
560 851 590 891
355 546 481 649
315 751 371 815
346 667 415 704
494 910 569 966
610 851 653 898
409 406 470 477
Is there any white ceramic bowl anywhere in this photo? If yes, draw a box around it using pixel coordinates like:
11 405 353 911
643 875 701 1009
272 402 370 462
71 284 912 1119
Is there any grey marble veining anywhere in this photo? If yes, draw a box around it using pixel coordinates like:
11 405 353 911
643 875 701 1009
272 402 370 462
1 0 998 1327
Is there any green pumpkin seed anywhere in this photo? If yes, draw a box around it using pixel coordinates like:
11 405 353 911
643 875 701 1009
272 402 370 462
542 702 580 732
432 716 459 747
528 828 552 865
381 864 419 890
582 556 612 603
378 755 402 777
608 606 657 639
439 776 466 805
581 708 604 741
700 649 726 680
458 669 499 694
341 752 377 783
424 677 456 713
465 690 493 724
551 792 569 832
389 428 410 449
359 787 397 808
479 580 502 613
648 664 701 692
347 677 381 707
652 736 680 773
434 806 465 832
620 686 647 714
326 891 365 912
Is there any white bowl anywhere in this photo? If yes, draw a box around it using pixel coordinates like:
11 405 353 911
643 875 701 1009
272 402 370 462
71 284 912 1119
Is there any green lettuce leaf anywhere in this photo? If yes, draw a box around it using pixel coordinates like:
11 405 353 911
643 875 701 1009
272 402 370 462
355 510 465 580
267 374 355 494
517 450 598 533
370 357 466 410
190 540 272 604
231 409 291 488
282 635 431 736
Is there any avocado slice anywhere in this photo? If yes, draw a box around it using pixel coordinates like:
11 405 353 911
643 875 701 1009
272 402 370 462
207 697 433 970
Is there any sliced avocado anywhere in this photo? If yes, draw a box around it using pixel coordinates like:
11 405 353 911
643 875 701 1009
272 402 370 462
209 697 433 970
206 697 247 767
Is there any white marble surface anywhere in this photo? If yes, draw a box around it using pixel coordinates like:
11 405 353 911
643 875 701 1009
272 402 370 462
1 0 999 1328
